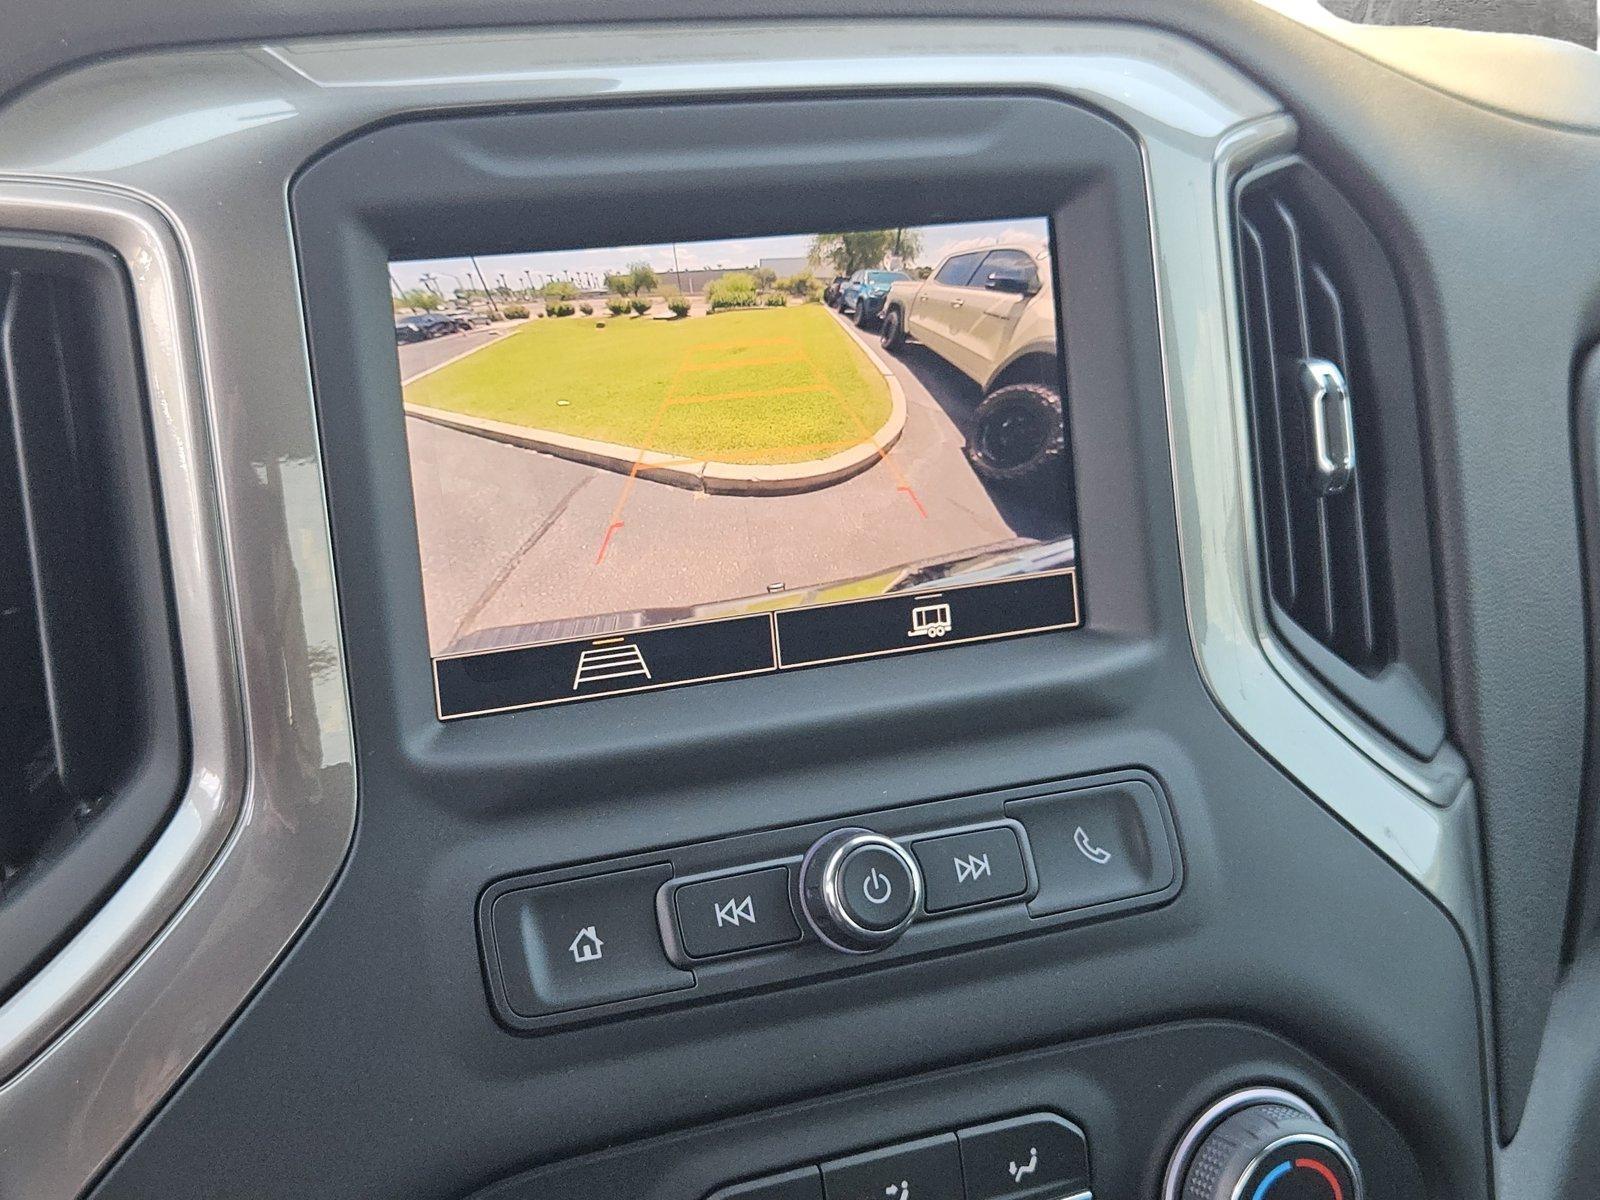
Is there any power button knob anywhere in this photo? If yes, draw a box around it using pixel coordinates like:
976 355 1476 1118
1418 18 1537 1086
799 829 922 953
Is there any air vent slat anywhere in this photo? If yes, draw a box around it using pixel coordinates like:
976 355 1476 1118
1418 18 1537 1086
1250 197 1331 639
1239 217 1299 608
1308 262 1378 662
1236 166 1392 676
1271 199 1341 642
1232 158 1447 760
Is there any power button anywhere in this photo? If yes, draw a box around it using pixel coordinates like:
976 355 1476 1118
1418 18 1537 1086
799 829 924 954
839 844 917 931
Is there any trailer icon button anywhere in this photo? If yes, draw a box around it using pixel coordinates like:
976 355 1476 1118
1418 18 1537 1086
907 601 953 639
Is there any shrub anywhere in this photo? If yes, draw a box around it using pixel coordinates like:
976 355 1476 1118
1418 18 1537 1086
667 296 691 318
548 302 575 317
706 272 759 311
540 279 579 302
579 302 594 315
629 297 651 316
503 305 529 319
777 272 814 298
763 293 788 307
606 296 631 316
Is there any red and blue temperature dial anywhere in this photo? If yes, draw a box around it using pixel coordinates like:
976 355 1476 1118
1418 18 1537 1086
1247 1150 1352 1200
1177 1100 1362 1200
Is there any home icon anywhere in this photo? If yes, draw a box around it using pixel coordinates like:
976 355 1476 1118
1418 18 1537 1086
568 926 604 964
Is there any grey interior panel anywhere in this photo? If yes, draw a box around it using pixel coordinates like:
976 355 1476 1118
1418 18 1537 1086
0 6 1597 1200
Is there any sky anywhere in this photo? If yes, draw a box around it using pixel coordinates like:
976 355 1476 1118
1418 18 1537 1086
389 217 1050 295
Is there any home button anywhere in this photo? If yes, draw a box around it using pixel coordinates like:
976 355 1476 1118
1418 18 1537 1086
488 864 693 1018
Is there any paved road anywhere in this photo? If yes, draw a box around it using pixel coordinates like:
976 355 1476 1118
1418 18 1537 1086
397 325 514 383
406 310 1064 655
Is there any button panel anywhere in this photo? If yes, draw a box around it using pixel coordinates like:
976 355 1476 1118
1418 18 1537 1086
716 1114 1090 1200
479 771 1179 1031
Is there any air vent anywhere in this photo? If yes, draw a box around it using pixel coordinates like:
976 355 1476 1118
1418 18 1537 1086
0 236 184 1004
1233 160 1446 759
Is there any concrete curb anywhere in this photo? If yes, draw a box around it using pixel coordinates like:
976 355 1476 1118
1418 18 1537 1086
402 321 908 496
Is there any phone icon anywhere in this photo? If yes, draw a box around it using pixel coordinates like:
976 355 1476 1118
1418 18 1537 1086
1074 826 1112 865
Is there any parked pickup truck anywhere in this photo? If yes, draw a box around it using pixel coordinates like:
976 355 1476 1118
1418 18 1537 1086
879 241 1064 484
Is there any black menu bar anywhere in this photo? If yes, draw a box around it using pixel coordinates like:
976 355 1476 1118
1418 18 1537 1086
434 569 1080 719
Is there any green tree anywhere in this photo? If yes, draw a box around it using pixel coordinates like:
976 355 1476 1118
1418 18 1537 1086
400 288 441 312
541 278 579 302
604 272 634 296
755 266 778 290
808 229 924 276
627 261 659 296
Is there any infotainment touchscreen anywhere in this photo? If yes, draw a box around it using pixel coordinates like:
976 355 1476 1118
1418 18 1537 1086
392 218 1082 718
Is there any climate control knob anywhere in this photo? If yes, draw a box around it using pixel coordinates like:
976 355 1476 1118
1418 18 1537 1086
798 828 922 953
1172 1093 1361 1200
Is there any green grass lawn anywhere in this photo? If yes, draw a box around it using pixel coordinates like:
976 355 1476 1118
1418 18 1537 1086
403 304 891 465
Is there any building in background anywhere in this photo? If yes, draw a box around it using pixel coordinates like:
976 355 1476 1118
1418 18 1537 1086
757 255 813 278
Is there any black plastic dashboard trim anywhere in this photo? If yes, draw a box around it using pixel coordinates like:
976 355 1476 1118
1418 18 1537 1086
476 770 1180 1033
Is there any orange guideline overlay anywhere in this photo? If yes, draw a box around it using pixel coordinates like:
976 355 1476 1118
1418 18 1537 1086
595 330 922 564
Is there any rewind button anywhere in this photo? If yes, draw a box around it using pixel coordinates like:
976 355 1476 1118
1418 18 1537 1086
912 827 1029 914
673 866 801 959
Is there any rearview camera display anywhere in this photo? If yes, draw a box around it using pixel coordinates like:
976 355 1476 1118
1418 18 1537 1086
392 218 1081 718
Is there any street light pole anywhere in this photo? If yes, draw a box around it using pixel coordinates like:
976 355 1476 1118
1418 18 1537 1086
470 255 502 319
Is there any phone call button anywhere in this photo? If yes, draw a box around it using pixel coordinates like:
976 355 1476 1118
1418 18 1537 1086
1004 779 1176 916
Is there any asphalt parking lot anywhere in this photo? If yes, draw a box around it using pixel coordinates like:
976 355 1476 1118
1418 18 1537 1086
397 324 519 382
405 310 1065 655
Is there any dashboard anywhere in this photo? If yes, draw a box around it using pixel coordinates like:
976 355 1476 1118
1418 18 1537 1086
0 4 1598 1200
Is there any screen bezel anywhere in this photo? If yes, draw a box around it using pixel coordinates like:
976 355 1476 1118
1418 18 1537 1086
292 91 1169 796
